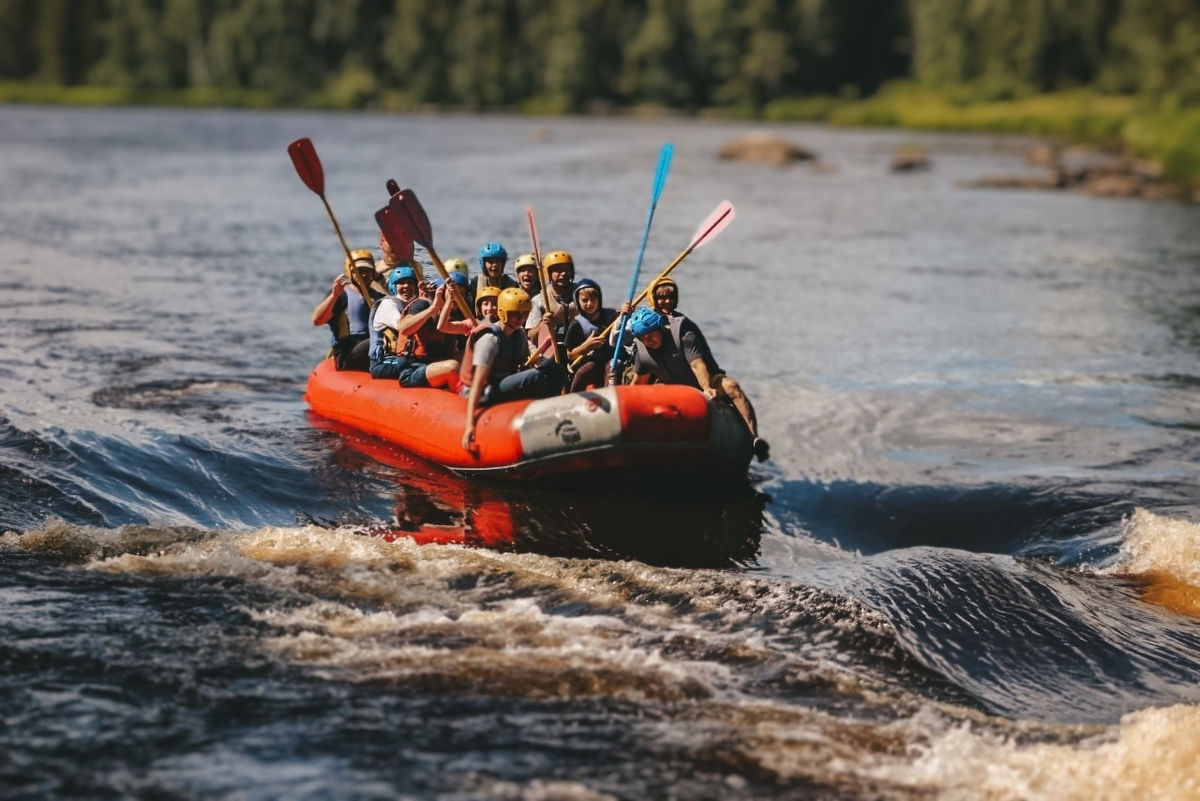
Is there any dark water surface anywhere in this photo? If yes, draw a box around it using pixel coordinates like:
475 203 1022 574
2 106 1199 800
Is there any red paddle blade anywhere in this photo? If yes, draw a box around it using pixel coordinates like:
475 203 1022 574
688 200 735 250
390 190 434 249
287 138 325 196
375 205 415 261
525 205 543 264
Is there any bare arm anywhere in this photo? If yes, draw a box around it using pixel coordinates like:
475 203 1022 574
312 276 347 326
462 363 489 453
567 332 605 362
688 358 718 398
437 285 471 335
396 287 445 336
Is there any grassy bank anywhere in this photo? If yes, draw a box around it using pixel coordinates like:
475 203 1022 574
800 83 1200 184
4 80 1199 185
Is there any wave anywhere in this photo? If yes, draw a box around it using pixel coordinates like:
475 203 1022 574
1106 508 1200 618
7 521 1200 798
873 703 1200 801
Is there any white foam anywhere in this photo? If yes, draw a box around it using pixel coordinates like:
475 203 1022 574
879 703 1200 800
1109 508 1200 588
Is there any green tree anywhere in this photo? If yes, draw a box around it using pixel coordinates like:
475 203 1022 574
0 0 39 80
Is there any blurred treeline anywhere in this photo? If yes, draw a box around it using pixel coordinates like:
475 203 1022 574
2 0 1198 113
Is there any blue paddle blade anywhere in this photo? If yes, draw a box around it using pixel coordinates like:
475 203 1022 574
611 143 675 379
651 143 673 205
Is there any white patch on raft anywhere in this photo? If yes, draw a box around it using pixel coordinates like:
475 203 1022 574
516 387 624 458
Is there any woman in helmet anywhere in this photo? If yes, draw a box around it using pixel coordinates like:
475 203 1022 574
564 278 618 392
460 288 566 452
368 265 420 379
468 241 517 308
627 300 769 462
391 285 461 391
438 277 495 344
312 249 380 372
513 253 541 296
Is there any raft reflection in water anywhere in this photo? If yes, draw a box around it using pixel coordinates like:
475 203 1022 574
311 417 766 568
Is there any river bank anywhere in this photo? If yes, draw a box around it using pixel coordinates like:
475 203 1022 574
4 79 1199 191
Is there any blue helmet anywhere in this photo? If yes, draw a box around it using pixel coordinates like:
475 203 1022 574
478 242 507 268
446 270 469 288
573 278 602 307
387 265 417 295
629 307 667 338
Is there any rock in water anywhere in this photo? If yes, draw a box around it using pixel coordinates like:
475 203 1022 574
717 132 815 166
891 144 931 172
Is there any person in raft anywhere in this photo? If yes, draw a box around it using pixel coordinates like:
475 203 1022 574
564 278 619 392
311 249 380 372
468 242 517 307
461 288 567 452
368 265 421 380
525 250 577 362
440 284 500 340
377 230 424 284
391 282 460 390
430 271 472 357
513 252 541 297
443 257 471 289
627 306 770 462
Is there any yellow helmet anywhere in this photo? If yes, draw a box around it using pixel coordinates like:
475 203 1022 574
513 253 538 272
345 248 376 270
496 288 532 324
444 257 470 281
650 276 678 302
474 285 502 315
542 250 574 278
344 249 377 286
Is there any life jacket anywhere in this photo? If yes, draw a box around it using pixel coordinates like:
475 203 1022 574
631 314 699 389
396 298 453 363
368 297 402 363
328 285 370 346
459 321 528 387
537 289 576 343
570 307 618 365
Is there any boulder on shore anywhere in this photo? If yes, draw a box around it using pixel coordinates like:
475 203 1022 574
717 132 815 166
971 144 1191 201
891 144 931 172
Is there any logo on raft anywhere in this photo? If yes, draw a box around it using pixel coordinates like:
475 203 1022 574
555 419 582 445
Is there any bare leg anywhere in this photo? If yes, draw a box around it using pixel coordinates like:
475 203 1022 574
426 360 459 389
717 376 757 437
718 376 769 461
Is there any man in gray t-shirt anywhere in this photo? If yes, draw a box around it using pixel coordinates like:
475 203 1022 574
461 289 566 452
628 307 769 462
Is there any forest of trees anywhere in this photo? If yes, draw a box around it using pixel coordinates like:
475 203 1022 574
1 0 1198 113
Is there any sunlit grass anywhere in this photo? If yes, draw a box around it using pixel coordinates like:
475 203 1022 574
0 82 276 108
825 83 1134 140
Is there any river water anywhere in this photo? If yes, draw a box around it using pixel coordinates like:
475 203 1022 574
1 106 1199 800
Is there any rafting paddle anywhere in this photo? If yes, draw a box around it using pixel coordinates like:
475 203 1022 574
288 137 374 302
609 143 673 384
386 178 401 197
571 199 735 371
386 190 475 322
525 205 562 366
374 203 415 263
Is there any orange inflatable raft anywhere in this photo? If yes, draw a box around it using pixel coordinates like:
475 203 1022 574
304 358 752 481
